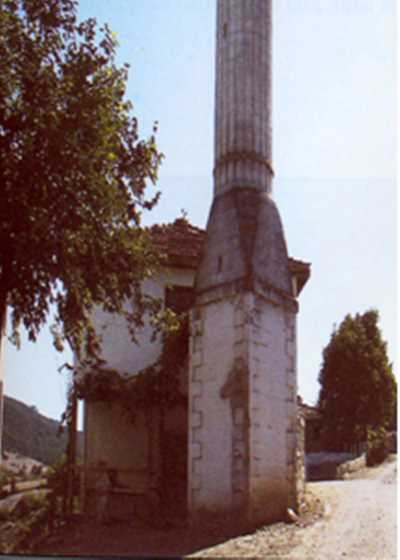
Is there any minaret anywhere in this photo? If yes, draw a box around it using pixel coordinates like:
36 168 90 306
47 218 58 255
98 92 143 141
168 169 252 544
188 0 308 527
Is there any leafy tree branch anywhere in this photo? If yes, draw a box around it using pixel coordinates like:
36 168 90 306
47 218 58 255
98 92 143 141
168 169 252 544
0 0 165 367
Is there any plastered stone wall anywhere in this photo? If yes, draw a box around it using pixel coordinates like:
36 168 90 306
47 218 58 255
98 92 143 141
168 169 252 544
247 296 298 523
336 453 366 479
188 291 300 526
82 266 195 516
188 297 237 514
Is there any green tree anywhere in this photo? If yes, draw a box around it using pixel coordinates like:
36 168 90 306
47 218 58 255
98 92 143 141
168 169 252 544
318 309 396 450
0 0 163 368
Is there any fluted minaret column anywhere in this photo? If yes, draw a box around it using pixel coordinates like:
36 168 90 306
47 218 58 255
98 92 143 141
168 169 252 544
214 0 273 197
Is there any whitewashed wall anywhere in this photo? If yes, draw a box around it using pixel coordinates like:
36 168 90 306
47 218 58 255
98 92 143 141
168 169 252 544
188 291 298 526
189 297 236 512
82 265 195 502
248 296 297 523
79 266 195 378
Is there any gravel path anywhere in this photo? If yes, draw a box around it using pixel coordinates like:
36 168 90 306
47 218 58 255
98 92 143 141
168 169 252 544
289 459 396 560
192 458 397 559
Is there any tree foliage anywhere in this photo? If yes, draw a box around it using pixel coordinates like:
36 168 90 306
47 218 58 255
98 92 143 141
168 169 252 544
318 309 396 450
0 0 164 365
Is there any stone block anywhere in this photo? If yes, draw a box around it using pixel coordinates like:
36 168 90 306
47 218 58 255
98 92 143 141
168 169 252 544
192 426 202 444
192 458 202 475
286 363 296 378
251 460 263 478
252 442 268 459
192 411 203 428
193 334 202 352
192 319 203 337
286 433 296 454
286 414 297 434
234 407 245 426
192 350 203 367
191 474 201 491
233 441 246 458
191 365 202 382
251 339 269 349
234 324 246 341
233 429 244 442
285 339 295 358
233 339 247 359
233 305 245 327
285 354 295 373
190 442 202 459
286 384 296 402
192 307 201 321
192 383 203 400
285 464 294 482
233 455 245 473
250 324 262 338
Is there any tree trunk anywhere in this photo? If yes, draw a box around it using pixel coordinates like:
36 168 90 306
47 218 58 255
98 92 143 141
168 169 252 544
66 387 78 516
0 292 6 463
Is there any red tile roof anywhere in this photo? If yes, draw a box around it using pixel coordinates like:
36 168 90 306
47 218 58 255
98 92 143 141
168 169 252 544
149 218 205 269
300 403 321 421
288 257 311 294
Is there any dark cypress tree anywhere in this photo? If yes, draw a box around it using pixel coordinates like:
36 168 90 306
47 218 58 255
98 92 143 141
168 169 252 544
318 309 396 450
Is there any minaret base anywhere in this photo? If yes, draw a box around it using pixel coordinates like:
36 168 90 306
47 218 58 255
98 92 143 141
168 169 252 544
188 285 299 528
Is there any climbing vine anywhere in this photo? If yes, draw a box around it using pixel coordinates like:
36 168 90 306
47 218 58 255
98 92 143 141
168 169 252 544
71 313 189 420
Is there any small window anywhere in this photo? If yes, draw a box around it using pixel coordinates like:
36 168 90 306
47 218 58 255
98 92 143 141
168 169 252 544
165 286 195 315
223 23 228 38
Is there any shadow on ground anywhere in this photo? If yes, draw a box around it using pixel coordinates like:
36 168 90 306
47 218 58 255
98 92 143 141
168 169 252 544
34 514 246 557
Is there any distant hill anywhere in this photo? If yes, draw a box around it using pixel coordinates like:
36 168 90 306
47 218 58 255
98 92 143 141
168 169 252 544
2 395 82 466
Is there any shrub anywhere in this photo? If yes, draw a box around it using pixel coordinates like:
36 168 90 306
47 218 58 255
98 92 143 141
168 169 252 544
366 427 389 466
0 470 8 489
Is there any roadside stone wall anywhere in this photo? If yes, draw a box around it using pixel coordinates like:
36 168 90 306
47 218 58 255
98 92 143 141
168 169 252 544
336 454 366 479
306 452 359 481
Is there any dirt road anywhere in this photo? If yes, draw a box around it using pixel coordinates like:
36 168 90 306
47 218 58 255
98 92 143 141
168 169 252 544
194 457 397 559
289 458 396 560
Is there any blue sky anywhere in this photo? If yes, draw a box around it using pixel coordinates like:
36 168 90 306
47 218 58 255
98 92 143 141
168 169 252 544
4 0 397 420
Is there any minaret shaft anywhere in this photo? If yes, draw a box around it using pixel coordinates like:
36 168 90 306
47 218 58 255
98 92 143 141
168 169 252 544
214 0 273 196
